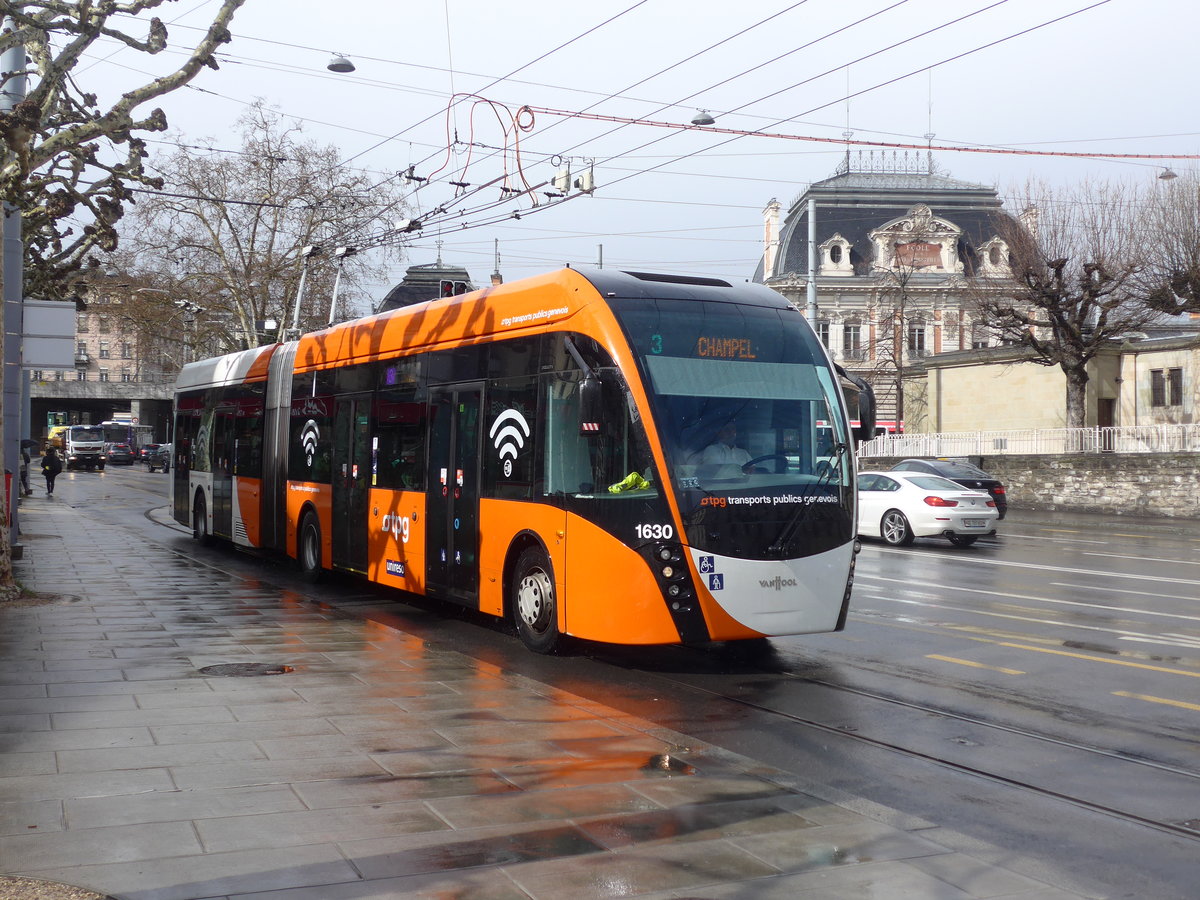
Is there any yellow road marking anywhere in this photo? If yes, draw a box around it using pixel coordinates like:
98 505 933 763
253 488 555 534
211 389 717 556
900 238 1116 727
851 618 1200 681
927 654 1024 675
998 642 1200 678
1113 691 1200 712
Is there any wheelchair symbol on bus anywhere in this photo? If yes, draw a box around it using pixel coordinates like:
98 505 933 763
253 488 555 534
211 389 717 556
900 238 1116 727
698 556 715 574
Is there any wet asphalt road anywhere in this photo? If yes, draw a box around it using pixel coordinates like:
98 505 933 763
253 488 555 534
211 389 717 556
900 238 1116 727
35 463 1200 900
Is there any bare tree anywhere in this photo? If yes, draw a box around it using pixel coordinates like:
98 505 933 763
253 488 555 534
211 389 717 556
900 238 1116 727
975 179 1160 430
0 0 244 599
1 0 245 298
865 204 956 424
1140 169 1200 315
110 103 407 351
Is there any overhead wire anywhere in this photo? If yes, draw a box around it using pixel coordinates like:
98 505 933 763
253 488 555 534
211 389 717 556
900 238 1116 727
538 0 1126 205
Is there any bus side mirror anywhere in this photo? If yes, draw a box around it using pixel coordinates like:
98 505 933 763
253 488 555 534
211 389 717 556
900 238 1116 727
834 364 876 445
580 374 604 435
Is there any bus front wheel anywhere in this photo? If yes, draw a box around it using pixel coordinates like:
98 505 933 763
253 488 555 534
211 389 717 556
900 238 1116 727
511 547 560 654
298 512 323 583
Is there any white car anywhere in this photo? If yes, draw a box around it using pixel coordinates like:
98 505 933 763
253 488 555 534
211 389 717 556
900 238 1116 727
857 470 999 547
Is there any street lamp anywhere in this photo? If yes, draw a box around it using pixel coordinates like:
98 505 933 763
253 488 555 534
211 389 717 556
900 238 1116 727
173 299 206 363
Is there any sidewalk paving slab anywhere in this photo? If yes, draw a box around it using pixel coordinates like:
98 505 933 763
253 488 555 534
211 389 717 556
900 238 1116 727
1 493 1098 900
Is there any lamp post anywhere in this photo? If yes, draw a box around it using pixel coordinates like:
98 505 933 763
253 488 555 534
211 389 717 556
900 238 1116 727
173 300 206 364
2 11 28 556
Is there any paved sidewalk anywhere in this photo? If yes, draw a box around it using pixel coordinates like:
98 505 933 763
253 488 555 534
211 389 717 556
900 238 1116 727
2 492 1092 900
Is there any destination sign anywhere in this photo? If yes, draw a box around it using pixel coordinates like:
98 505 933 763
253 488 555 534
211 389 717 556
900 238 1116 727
695 336 756 359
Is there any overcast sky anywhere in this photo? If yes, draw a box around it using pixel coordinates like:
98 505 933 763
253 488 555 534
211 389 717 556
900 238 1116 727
87 0 1197 297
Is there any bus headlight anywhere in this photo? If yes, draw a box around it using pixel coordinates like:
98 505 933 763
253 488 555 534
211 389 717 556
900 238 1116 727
661 565 674 578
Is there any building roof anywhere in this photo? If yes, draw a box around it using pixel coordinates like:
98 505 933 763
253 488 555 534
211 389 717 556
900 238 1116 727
758 155 1010 281
377 263 476 312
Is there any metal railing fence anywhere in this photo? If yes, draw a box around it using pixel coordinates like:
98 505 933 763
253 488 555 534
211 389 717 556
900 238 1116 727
858 423 1200 457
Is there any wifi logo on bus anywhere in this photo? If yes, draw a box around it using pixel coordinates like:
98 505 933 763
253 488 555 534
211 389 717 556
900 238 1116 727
300 420 320 467
489 409 530 478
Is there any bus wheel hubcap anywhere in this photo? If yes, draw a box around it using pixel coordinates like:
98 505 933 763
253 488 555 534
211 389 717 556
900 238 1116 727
517 570 553 632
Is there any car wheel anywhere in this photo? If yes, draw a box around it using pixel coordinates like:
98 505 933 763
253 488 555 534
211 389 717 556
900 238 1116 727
511 546 560 654
948 534 978 547
881 509 915 546
297 512 323 583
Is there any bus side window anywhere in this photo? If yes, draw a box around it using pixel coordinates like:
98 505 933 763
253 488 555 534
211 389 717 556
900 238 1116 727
375 388 425 491
544 374 593 495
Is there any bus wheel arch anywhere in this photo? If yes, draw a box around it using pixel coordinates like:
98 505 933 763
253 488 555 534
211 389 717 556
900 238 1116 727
505 535 561 654
297 507 324 583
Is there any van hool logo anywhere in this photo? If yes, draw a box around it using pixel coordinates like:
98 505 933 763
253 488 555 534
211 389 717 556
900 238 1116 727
300 420 320 466
758 576 798 591
489 408 530 478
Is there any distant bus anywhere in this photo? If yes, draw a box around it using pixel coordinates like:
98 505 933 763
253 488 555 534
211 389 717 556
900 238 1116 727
172 268 874 653
100 421 155 454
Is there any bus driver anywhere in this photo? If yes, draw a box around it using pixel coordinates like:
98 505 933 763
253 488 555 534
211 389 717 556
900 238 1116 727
697 422 760 474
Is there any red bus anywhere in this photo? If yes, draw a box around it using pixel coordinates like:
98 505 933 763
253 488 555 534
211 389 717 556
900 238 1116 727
172 268 873 652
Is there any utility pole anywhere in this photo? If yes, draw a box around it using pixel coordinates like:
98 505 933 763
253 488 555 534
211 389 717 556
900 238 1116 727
2 12 28 560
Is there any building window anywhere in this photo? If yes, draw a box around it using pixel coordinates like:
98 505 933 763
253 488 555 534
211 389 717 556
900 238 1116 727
55 370 65 381
77 314 89 333
31 370 42 381
99 341 110 359
121 342 133 359
121 371 133 382
816 321 830 348
1153 368 1184 407
77 341 87 356
98 316 110 334
1168 368 1183 406
971 323 990 350
76 370 87 381
907 320 927 357
843 323 862 358
99 368 109 382
829 245 842 264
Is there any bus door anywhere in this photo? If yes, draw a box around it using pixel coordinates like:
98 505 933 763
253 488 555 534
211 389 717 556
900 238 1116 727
426 385 482 603
332 393 371 572
212 406 236 538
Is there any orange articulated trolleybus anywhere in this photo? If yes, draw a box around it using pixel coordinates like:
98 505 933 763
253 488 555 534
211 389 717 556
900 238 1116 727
172 268 875 653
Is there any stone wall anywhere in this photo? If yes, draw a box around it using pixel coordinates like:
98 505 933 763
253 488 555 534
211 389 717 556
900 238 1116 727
863 454 1200 519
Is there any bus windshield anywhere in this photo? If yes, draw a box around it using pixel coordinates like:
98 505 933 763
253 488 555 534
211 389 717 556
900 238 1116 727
614 297 853 559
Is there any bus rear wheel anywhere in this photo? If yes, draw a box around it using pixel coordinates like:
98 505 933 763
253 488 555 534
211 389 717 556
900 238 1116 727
511 547 560 654
298 512 323 583
192 493 212 545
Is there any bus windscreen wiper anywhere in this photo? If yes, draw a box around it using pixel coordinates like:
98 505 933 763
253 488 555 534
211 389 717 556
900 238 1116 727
767 440 849 556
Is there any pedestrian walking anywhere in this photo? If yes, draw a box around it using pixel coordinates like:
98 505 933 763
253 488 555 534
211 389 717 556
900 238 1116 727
41 446 63 495
20 445 32 496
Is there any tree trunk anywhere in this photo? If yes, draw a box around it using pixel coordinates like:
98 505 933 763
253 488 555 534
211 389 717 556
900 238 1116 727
0 236 13 596
1064 368 1089 431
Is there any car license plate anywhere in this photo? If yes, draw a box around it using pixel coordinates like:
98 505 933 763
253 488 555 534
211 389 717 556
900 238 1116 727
963 519 985 527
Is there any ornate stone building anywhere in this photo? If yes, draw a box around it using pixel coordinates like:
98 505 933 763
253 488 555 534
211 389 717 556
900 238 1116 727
755 152 1016 423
